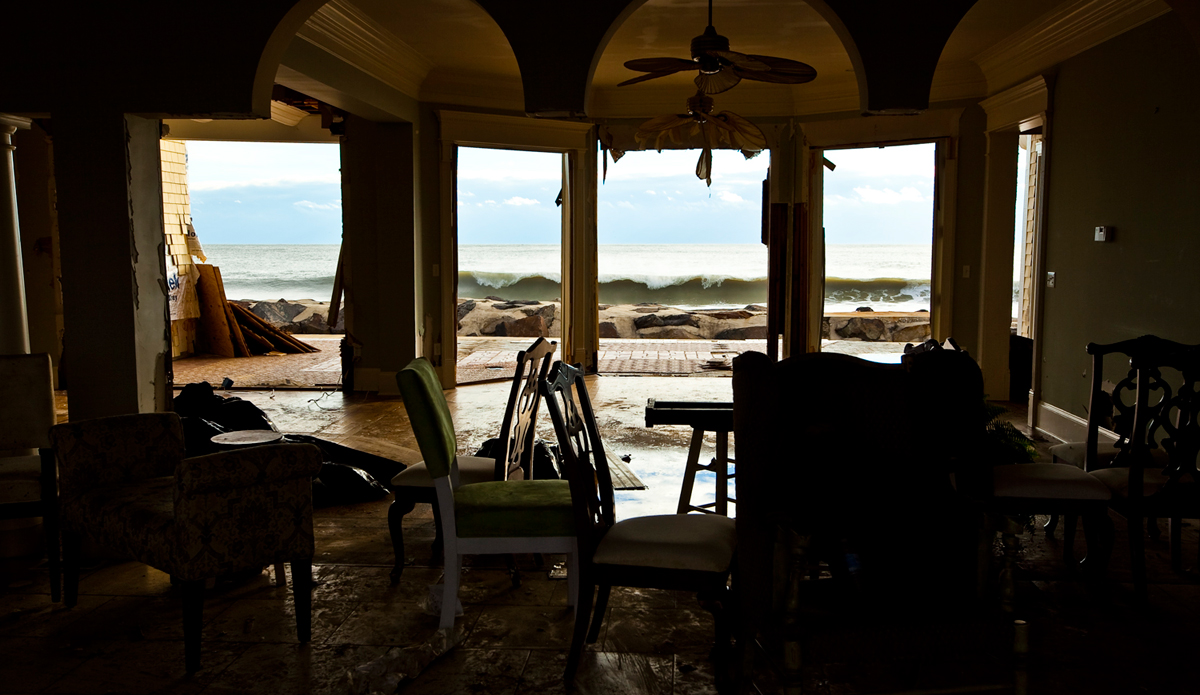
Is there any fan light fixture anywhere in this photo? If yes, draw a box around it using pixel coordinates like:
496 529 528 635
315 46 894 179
633 91 766 187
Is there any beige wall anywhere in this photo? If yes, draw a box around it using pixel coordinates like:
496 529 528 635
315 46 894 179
1040 15 1200 418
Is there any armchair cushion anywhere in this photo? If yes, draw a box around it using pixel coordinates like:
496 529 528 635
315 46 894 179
65 476 176 568
0 454 44 505
52 413 185 500
593 514 736 573
390 455 497 488
1090 467 1174 500
453 479 574 538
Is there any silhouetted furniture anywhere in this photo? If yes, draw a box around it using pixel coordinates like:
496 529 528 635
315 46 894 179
388 338 556 582
733 349 989 693
1051 337 1185 551
51 412 322 673
0 353 59 601
644 399 734 515
542 362 736 685
396 357 577 629
1090 346 1200 600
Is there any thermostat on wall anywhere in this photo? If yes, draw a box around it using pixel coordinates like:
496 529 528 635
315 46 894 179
1094 226 1114 242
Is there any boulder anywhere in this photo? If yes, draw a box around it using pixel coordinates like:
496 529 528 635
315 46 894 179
744 304 768 312
252 299 306 326
636 313 698 329
699 310 753 320
293 313 331 334
502 315 548 338
838 317 886 340
599 322 622 338
639 326 700 340
634 314 664 329
715 326 769 340
523 304 556 320
892 323 932 343
485 295 508 302
855 306 875 313
456 300 476 327
494 300 540 310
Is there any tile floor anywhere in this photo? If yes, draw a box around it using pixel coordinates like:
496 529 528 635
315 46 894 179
3 373 1200 694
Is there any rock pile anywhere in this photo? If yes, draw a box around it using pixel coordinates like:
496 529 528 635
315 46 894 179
243 299 345 334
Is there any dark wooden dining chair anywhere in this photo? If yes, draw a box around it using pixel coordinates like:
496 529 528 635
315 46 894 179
540 361 737 686
388 337 557 581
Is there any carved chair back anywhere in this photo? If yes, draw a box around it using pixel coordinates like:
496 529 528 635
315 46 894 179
540 361 615 555
1131 346 1200 493
496 338 557 481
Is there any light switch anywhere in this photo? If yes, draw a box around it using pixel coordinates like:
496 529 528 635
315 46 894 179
1094 226 1114 242
1046 271 1056 288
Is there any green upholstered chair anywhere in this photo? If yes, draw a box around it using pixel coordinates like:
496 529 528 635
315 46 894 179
540 361 736 684
395 357 578 629
51 413 323 672
388 338 557 582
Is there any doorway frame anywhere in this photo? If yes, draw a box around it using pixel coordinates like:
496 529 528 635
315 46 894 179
437 111 596 388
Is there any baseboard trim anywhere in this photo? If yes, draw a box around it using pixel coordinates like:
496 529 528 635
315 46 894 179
1034 400 1118 445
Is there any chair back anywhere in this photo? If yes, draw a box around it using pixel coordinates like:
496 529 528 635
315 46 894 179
1084 335 1196 471
0 353 55 452
540 361 614 552
496 338 556 480
51 413 185 500
1129 346 1200 495
396 358 457 480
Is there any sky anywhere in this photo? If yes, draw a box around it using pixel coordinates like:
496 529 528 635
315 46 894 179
184 139 935 245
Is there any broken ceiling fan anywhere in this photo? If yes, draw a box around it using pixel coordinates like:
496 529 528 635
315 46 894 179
616 0 816 185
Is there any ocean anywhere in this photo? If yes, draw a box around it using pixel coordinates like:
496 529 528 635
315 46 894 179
204 243 937 312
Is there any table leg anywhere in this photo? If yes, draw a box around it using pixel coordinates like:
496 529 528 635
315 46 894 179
677 428 705 514
715 432 729 516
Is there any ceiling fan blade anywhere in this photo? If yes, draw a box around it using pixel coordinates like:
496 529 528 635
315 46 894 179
708 50 770 72
739 55 818 83
695 69 741 95
617 71 682 88
623 57 697 73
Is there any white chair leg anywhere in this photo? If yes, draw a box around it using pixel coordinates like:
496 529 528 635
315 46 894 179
441 545 461 629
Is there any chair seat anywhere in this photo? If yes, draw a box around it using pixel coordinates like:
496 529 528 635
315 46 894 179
1048 441 1168 468
455 479 574 538
390 455 498 488
992 463 1111 500
64 476 177 569
1090 467 1176 499
593 514 736 573
0 454 44 505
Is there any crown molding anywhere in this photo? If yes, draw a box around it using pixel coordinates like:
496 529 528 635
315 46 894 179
439 110 593 151
295 0 434 100
929 61 988 103
974 0 1171 94
0 114 33 131
269 100 309 127
421 70 525 112
979 76 1049 131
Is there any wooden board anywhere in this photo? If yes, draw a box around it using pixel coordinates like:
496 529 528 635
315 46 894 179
212 267 250 357
607 451 646 491
194 265 235 357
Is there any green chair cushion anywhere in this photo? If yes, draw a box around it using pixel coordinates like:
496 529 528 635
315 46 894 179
390 455 497 488
454 479 575 538
396 359 457 479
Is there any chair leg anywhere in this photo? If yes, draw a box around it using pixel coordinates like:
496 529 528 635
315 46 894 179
586 584 611 644
1129 514 1148 603
506 554 521 588
1170 517 1183 572
1079 507 1113 577
565 547 579 609
1043 513 1059 537
1062 513 1078 564
388 492 417 583
440 544 461 630
44 504 61 603
182 579 205 673
62 530 80 608
565 581 595 686
291 558 313 643
430 497 445 562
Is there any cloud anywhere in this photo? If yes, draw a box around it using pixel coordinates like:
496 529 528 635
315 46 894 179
503 196 540 206
853 186 928 204
459 190 475 197
617 201 636 209
484 200 496 205
823 142 936 178
293 200 341 211
191 175 340 191
645 190 657 195
718 190 745 203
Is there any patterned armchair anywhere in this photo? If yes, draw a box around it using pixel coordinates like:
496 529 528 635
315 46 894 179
50 412 323 673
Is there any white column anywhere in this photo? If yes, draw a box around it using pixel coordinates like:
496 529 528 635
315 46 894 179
0 114 32 355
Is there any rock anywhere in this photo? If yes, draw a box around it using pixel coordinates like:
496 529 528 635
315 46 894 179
598 304 611 311
599 322 622 338
698 310 753 320
457 300 476 323
494 300 540 310
292 313 331 334
639 326 700 340
523 304 556 320
855 306 874 313
503 315 548 337
744 304 768 312
633 307 661 313
715 326 769 340
662 313 699 327
838 317 886 340
252 299 306 326
892 323 932 343
634 314 664 329
485 295 507 302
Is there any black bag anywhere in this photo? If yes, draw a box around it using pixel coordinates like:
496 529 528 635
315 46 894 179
474 437 562 480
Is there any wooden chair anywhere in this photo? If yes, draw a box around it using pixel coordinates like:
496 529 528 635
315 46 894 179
0 353 59 601
51 413 322 672
395 357 577 629
1090 346 1200 600
540 361 736 685
388 338 556 582
1047 337 1180 549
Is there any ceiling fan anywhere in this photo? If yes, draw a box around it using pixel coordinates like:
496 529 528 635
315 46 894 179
618 0 818 95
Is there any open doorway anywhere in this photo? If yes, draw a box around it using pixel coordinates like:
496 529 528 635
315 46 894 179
1009 132 1044 402
167 140 345 389
595 148 769 375
820 143 936 362
454 146 564 385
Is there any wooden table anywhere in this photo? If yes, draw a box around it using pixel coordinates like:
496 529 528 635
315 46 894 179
645 399 734 515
